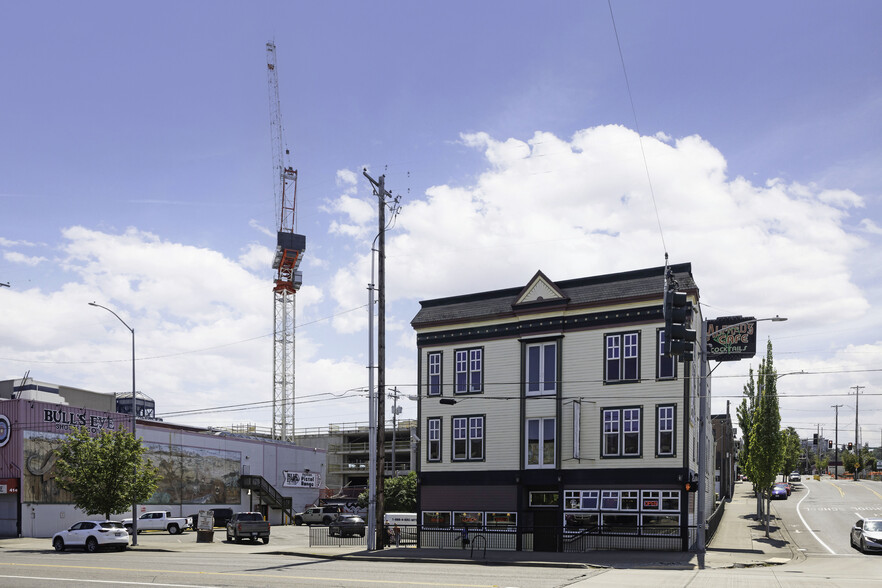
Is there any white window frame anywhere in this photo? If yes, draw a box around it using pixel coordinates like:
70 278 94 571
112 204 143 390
455 348 483 394
526 341 557 396
603 407 641 457
452 415 484 461
657 330 675 379
525 417 556 468
657 405 675 456
427 417 441 462
428 352 442 396
605 331 640 382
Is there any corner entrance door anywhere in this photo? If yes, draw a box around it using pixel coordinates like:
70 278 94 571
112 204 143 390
532 509 560 552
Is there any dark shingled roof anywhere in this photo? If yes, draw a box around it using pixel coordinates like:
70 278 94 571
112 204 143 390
412 263 696 328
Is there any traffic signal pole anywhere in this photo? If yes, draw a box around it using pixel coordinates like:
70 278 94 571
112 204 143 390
697 318 708 554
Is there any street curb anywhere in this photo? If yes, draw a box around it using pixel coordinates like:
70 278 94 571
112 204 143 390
263 550 591 569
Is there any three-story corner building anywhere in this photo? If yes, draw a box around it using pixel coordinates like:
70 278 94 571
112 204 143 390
411 263 706 552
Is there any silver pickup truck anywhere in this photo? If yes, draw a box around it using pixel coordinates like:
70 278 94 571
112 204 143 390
225 512 270 544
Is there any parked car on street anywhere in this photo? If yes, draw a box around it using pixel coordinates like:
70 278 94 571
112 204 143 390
788 472 801 482
851 518 882 553
770 485 788 500
52 520 129 552
328 515 366 538
294 505 342 526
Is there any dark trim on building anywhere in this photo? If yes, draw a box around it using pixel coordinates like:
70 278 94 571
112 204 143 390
417 305 664 347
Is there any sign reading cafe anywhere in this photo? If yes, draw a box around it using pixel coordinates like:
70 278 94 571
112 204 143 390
706 316 757 362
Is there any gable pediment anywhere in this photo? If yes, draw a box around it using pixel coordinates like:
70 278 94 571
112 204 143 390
514 271 568 307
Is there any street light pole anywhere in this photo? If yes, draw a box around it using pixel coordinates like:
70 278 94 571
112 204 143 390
89 302 138 545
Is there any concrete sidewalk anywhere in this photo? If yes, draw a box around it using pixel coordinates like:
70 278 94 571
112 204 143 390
0 483 798 570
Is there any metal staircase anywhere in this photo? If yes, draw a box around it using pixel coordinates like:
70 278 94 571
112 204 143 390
239 475 295 522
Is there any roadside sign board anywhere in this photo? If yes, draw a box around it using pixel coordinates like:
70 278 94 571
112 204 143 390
707 316 757 361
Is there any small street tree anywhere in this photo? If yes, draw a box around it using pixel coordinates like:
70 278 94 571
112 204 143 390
736 367 758 494
55 426 159 520
779 427 801 482
749 340 783 537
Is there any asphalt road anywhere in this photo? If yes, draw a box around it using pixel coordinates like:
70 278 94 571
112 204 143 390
773 476 882 556
0 549 587 588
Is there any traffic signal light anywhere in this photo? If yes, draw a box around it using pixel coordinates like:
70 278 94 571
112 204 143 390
684 480 699 493
847 442 853 450
828 440 833 449
663 277 696 357
813 433 818 445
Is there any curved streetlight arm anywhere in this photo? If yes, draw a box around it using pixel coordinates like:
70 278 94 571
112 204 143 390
88 301 138 544
88 302 134 334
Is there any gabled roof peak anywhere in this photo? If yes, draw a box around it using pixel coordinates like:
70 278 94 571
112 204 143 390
513 270 569 307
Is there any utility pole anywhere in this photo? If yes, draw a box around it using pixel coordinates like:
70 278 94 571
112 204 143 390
816 424 821 474
363 170 400 549
389 387 402 477
832 404 843 480
851 385 864 479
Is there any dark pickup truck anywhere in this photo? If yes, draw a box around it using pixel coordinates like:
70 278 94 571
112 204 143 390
225 512 270 544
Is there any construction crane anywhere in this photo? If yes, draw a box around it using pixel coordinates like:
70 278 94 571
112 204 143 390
266 41 305 442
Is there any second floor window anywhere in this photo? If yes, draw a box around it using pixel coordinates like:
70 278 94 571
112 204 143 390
452 415 484 460
428 352 442 396
603 407 642 457
455 348 483 394
606 332 639 382
657 405 675 456
427 417 441 462
526 417 556 468
526 342 557 395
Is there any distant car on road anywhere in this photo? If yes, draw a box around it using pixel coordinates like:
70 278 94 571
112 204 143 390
788 472 801 482
851 518 882 554
52 520 129 553
770 485 788 500
328 515 366 538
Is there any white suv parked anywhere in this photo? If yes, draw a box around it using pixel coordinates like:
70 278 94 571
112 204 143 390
789 472 801 482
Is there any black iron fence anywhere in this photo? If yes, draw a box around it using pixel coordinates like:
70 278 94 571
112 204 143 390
705 500 726 544
309 524 697 552
309 525 418 548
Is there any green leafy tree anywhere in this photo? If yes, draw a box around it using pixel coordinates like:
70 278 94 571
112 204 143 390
384 471 417 512
842 449 858 474
750 340 783 536
357 471 417 513
779 427 801 482
736 367 758 493
55 426 159 520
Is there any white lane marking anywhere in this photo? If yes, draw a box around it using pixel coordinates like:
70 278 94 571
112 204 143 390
0 576 213 587
796 481 836 555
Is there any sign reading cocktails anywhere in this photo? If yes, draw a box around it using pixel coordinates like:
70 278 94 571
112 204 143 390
706 316 757 361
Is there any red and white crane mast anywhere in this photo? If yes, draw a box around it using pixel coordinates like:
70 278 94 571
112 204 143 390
266 41 305 442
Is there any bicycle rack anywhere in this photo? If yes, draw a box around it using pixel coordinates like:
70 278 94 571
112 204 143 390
470 534 487 559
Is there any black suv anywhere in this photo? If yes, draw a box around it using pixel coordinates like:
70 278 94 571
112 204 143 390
190 508 234 528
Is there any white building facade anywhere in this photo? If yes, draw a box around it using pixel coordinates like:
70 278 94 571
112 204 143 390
412 264 708 551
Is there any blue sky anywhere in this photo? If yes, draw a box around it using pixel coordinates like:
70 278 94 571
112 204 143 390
2 1 881 446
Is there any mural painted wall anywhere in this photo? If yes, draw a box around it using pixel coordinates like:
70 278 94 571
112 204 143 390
22 430 240 506
143 442 240 505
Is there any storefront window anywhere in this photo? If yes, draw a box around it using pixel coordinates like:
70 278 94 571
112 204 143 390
485 512 516 528
422 511 451 528
453 511 483 527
